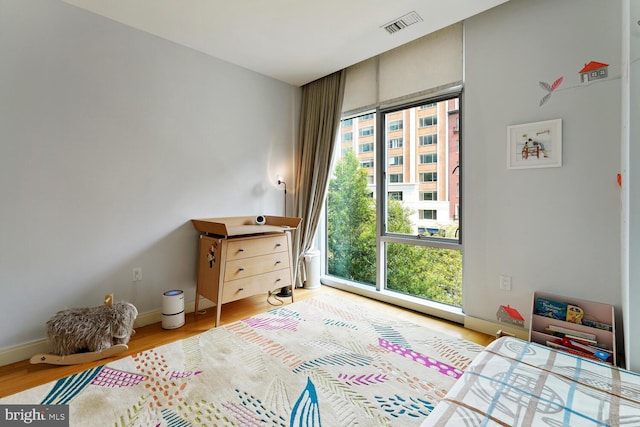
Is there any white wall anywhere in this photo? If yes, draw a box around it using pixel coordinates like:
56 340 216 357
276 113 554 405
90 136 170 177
0 1 300 353
464 0 623 356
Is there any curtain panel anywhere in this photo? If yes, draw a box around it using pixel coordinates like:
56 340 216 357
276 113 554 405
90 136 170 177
292 70 346 287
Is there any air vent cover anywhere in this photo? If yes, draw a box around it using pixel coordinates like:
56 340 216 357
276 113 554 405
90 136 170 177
382 11 423 34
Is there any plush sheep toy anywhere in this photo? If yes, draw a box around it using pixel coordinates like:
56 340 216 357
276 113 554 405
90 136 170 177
45 294 138 357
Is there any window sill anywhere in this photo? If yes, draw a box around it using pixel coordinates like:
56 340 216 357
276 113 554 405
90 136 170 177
319 275 464 324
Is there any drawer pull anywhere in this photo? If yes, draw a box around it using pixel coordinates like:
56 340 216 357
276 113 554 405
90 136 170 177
238 287 244 291
275 243 282 247
238 267 245 272
275 278 281 282
238 248 245 252
275 261 282 264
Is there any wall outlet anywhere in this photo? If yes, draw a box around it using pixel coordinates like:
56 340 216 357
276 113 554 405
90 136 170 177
499 275 512 291
133 267 142 282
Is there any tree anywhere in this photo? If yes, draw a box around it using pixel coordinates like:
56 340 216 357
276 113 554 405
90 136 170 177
327 150 375 283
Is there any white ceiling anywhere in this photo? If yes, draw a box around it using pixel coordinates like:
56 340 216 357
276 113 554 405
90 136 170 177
62 0 509 87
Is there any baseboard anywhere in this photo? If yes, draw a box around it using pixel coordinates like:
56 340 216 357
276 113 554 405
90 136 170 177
464 316 529 341
0 299 216 367
0 340 52 367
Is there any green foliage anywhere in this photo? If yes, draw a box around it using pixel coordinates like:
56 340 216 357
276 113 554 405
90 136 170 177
327 152 462 306
327 150 376 284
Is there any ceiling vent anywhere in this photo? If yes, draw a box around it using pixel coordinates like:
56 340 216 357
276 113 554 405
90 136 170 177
382 11 423 34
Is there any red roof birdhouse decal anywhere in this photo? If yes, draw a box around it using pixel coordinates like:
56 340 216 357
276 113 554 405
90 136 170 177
579 61 609 83
497 305 525 328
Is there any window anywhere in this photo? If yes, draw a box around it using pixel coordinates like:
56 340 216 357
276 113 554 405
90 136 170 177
388 120 403 132
388 191 403 201
343 118 353 126
360 113 374 121
420 172 437 182
360 159 374 168
420 153 437 164
359 142 373 153
388 137 403 149
389 173 403 183
343 132 353 141
326 93 462 310
419 134 437 145
388 155 403 166
359 126 374 137
420 210 437 220
421 191 437 201
419 115 438 127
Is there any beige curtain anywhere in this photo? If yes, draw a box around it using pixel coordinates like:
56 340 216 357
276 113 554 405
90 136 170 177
292 70 346 287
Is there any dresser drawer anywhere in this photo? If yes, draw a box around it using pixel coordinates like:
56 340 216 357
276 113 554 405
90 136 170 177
226 234 288 260
222 269 292 303
224 252 289 281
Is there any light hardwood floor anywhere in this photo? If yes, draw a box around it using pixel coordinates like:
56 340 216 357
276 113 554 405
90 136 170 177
0 286 493 398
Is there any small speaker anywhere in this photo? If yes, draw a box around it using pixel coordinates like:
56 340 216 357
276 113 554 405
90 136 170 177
255 215 266 225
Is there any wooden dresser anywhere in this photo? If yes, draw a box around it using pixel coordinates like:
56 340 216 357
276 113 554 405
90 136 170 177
191 216 301 327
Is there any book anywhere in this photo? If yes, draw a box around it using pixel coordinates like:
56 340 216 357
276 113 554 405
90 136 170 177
545 341 608 363
535 297 567 320
566 304 584 324
546 324 597 341
582 319 613 332
564 339 612 362
543 328 598 345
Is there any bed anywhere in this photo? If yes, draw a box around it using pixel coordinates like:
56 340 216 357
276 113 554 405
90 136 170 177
421 336 640 426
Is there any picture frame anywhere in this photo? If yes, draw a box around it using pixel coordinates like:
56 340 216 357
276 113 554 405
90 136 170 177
507 119 562 169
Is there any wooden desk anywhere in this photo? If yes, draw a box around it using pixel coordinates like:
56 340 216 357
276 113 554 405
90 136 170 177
191 216 301 327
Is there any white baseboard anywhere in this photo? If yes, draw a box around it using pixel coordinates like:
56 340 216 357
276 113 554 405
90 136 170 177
0 299 215 367
0 340 52 367
464 316 529 341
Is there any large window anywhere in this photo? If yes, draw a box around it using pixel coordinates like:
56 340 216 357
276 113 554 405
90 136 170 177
326 94 462 308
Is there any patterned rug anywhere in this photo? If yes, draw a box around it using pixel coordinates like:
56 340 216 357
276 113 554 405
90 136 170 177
1 295 484 426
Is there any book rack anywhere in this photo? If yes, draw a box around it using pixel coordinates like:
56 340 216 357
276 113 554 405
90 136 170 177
529 291 617 366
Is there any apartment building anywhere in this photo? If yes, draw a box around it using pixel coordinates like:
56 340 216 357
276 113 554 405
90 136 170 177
338 98 460 237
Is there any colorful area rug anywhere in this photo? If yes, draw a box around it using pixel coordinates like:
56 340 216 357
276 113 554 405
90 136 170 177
1 295 484 426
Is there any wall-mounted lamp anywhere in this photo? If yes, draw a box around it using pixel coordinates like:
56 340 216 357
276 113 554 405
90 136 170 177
277 175 287 216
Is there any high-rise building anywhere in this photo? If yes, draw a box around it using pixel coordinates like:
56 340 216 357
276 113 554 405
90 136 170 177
338 97 460 236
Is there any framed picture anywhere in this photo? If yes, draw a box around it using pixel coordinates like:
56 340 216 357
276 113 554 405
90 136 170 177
507 119 562 169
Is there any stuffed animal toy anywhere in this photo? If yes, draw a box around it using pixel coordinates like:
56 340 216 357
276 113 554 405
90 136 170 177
46 294 138 356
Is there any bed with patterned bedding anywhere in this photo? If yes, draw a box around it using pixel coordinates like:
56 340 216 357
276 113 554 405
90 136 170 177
421 336 640 426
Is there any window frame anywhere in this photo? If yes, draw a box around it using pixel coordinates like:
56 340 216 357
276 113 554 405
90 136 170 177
388 155 404 166
320 90 464 323
419 153 438 164
419 134 438 146
359 142 374 153
377 92 462 248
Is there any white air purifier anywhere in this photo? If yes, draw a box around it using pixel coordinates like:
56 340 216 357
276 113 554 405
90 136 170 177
162 290 185 329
